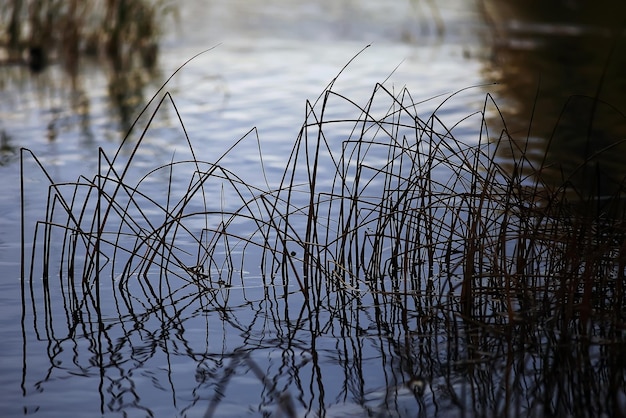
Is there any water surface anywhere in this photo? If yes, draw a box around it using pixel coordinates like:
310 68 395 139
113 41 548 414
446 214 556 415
2 1 625 417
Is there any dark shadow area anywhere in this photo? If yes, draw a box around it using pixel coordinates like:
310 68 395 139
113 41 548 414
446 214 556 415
480 0 626 203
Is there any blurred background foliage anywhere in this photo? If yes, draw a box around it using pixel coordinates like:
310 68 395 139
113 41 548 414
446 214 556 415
0 0 176 73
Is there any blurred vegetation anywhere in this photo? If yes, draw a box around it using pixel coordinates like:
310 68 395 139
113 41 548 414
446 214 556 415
480 0 626 200
494 0 626 27
0 0 176 73
0 0 177 152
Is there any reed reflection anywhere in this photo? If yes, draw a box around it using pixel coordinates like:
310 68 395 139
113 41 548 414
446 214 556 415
21 66 626 416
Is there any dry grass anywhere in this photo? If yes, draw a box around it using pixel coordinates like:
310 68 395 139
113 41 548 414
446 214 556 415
20 51 626 416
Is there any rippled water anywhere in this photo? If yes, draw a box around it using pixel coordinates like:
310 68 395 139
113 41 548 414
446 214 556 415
0 2 491 415
2 1 625 417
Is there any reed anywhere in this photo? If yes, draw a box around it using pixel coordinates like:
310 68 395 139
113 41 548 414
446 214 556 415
20 55 626 416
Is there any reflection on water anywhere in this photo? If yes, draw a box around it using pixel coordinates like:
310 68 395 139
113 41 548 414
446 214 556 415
0 58 164 166
0 0 170 163
18 67 626 417
17 82 476 417
0 0 168 71
481 0 626 203
2 2 490 414
4 0 626 417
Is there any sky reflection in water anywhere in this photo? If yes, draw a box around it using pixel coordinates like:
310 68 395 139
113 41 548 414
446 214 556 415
2 0 626 417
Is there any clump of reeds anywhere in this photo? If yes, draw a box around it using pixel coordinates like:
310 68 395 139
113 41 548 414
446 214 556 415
20 54 626 416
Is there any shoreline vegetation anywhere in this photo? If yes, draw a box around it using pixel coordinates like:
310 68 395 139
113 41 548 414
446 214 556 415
20 51 626 416
0 0 174 72
0 0 176 140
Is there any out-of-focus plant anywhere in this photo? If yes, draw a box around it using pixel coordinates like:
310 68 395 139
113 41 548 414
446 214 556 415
0 0 176 72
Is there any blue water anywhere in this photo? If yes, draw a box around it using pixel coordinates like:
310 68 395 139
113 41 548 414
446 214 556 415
0 1 519 417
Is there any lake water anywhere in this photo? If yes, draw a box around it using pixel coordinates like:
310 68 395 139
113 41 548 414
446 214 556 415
2 1 625 417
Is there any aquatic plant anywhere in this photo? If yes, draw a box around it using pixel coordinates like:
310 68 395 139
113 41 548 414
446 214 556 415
20 51 626 417
0 0 174 71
